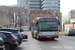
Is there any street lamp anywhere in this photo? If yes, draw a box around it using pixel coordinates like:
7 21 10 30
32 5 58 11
14 13 16 28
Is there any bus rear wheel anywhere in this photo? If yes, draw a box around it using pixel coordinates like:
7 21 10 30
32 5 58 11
36 35 39 40
32 33 34 38
52 38 54 40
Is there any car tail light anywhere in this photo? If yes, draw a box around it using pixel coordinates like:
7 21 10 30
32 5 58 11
17 35 20 36
12 38 17 41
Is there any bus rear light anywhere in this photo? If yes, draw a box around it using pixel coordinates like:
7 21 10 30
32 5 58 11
56 33 58 34
39 33 42 35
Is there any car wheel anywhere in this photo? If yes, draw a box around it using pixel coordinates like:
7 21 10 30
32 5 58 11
5 44 11 50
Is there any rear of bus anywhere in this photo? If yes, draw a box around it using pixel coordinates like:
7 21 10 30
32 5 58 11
38 18 59 39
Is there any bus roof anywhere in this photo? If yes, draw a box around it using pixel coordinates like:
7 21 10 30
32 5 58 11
32 17 57 23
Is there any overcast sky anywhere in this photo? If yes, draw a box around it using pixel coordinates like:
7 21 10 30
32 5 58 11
0 0 75 15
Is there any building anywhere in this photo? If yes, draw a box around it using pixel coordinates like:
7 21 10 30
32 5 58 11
17 0 30 9
17 0 41 9
41 0 60 10
48 9 61 22
69 10 75 23
0 6 30 28
17 0 60 10
29 10 52 29
0 10 10 28
29 0 41 9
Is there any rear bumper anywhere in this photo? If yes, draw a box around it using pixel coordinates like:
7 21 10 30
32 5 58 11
38 35 59 38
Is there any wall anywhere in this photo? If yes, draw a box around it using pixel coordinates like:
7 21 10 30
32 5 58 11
0 10 10 28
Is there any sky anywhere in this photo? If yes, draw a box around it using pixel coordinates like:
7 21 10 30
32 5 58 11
0 0 75 15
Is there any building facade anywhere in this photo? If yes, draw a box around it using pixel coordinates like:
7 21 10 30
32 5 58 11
41 0 60 10
17 0 30 9
0 6 30 28
29 0 41 9
69 10 75 23
17 0 60 10
0 10 10 28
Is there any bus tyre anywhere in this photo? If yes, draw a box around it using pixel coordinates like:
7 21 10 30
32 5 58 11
36 35 39 40
32 33 34 38
52 38 54 40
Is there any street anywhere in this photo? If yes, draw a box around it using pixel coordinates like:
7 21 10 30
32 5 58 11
17 31 75 50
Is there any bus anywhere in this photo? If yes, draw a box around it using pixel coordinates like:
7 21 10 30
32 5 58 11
31 17 59 40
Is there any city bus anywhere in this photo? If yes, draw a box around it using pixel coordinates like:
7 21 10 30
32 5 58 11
31 17 59 40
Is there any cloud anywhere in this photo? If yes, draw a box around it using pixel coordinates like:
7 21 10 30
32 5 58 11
0 0 17 6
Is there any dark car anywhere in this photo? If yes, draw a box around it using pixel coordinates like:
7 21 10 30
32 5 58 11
0 31 18 50
65 29 75 36
0 28 23 45
0 37 5 50
21 33 28 39
20 29 24 32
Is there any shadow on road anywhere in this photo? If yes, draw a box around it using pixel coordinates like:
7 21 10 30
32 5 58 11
17 47 26 50
23 39 28 42
37 38 58 41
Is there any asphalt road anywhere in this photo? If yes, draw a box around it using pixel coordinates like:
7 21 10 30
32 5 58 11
16 31 75 50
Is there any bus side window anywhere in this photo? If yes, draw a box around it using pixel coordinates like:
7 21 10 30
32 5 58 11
31 26 33 31
34 23 38 30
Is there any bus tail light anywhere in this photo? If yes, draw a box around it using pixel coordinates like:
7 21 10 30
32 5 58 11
56 33 58 34
39 33 42 35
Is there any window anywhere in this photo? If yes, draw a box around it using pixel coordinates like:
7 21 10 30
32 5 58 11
26 20 28 23
23 12 25 14
30 2 40 4
44 6 58 8
0 33 6 38
35 16 38 19
25 16 28 18
30 5 40 7
44 0 59 1
44 2 58 4
36 11 37 13
14 12 17 14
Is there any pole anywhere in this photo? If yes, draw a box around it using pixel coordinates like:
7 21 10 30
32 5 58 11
14 13 15 28
62 14 63 34
17 16 18 27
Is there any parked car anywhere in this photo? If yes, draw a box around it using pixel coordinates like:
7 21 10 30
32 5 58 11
0 28 23 45
21 33 28 39
64 29 75 36
0 37 5 50
0 31 18 50
20 29 24 32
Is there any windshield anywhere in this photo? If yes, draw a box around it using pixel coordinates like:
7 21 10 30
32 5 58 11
39 22 58 31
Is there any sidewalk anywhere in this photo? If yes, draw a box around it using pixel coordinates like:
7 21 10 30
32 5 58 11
59 32 65 35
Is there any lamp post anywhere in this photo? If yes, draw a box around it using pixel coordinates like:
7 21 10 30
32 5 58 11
14 13 16 28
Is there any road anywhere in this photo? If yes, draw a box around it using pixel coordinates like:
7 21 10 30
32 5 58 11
17 31 75 50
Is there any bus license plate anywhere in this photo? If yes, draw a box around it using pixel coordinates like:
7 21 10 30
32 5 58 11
47 36 51 38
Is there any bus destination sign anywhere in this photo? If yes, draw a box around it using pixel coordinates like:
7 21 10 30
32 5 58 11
39 18 53 21
39 18 57 21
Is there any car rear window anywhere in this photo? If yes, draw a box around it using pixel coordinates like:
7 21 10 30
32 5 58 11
0 29 18 33
11 34 17 38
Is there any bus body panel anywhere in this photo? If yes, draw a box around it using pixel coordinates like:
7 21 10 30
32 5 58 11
38 35 59 38
39 31 58 35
